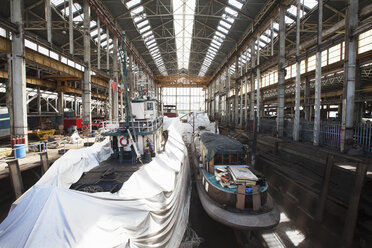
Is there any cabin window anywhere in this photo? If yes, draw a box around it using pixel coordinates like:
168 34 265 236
147 102 154 110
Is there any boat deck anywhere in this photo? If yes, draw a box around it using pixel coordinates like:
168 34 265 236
70 158 142 193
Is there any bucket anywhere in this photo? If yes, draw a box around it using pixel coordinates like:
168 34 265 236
14 144 26 159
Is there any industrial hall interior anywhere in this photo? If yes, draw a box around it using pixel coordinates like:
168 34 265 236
0 0 371 247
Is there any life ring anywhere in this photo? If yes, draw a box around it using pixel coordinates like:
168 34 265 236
119 137 129 147
82 125 88 132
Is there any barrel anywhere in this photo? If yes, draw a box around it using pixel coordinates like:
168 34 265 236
14 144 26 159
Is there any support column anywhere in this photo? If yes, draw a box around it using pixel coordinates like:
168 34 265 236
304 77 310 121
234 57 239 126
256 36 261 132
250 40 256 121
277 4 286 137
112 36 119 121
293 0 301 141
37 87 41 115
239 79 243 128
10 0 28 146
106 29 110 74
226 72 230 124
57 92 64 128
97 19 101 70
313 0 323 145
69 0 73 54
341 0 358 152
244 76 248 129
82 0 91 132
45 0 52 44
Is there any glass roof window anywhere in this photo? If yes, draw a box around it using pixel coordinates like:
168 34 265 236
219 20 232 30
125 0 141 9
124 0 167 74
198 0 244 76
130 6 144 16
172 0 196 70
221 14 235 24
137 20 149 29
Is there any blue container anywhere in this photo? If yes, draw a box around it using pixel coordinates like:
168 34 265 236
14 144 26 159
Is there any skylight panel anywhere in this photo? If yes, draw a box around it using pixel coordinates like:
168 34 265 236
225 7 238 17
216 31 226 39
146 38 156 46
285 15 295 24
222 14 235 25
228 0 243 10
137 20 149 29
211 39 222 46
139 25 150 34
303 0 317 10
219 20 232 30
217 25 229 34
73 14 83 22
173 0 196 70
210 43 220 50
51 0 64 7
131 6 144 16
144 35 155 42
147 42 156 49
142 30 153 39
213 35 224 44
126 0 141 9
90 28 100 38
134 15 146 23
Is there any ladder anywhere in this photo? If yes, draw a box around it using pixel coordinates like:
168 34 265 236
127 129 142 164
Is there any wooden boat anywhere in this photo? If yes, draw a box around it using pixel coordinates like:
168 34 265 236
192 132 280 230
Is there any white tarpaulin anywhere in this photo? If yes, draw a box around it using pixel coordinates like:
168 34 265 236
0 119 191 248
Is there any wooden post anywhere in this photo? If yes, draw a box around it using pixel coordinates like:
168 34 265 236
342 162 368 246
236 184 246 210
40 151 50 175
315 153 334 222
7 160 24 199
252 185 261 211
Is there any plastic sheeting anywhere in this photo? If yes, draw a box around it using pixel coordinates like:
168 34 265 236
0 119 191 248
200 132 246 162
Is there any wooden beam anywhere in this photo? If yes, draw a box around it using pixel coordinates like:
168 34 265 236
7 160 24 199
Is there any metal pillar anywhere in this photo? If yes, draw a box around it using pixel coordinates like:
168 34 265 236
45 0 52 44
277 5 286 137
37 87 41 115
106 29 110 74
270 19 274 56
112 36 119 121
293 0 301 141
58 91 64 119
256 69 261 132
304 77 310 121
69 0 73 54
313 0 323 146
250 40 256 121
234 57 239 126
239 79 243 128
256 36 261 132
10 0 28 146
227 72 230 124
244 76 248 129
97 18 101 70
82 0 91 132
341 0 358 152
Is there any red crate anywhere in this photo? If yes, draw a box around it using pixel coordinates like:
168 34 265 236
64 118 82 129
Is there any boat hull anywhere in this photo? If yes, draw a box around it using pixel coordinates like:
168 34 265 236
196 177 280 230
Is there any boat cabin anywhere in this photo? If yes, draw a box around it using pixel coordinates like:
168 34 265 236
163 105 178 117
